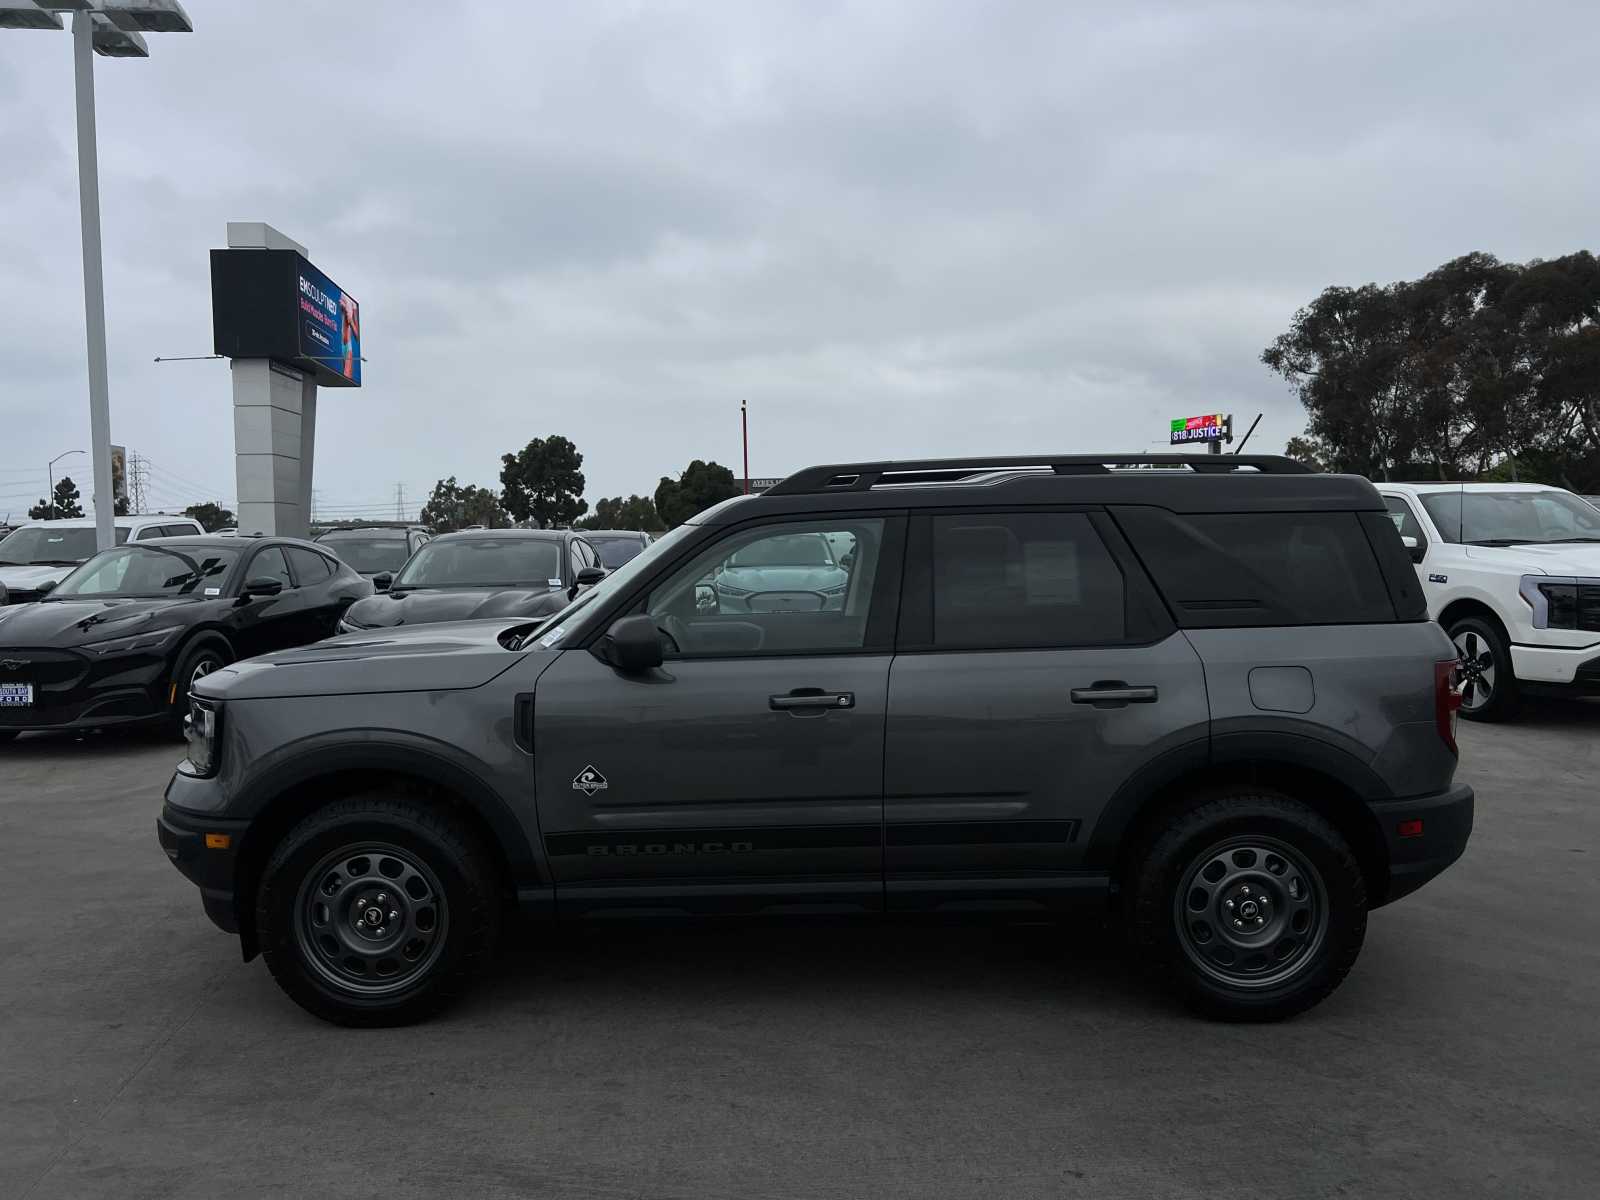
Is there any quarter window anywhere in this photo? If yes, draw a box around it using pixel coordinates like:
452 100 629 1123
930 512 1126 649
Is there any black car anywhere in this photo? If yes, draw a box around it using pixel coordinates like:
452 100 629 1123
337 528 606 634
581 528 654 569
0 536 369 740
314 525 431 587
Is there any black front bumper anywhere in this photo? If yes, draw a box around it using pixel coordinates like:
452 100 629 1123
157 801 248 934
1368 783 1475 906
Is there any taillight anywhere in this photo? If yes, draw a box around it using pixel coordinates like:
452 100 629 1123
1434 659 1461 753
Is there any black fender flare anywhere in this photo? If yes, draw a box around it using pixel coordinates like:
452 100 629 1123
1083 729 1389 871
232 735 539 884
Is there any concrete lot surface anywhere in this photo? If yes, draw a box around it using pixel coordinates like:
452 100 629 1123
2 706 1596 1199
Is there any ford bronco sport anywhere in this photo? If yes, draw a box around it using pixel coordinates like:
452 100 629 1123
159 454 1474 1026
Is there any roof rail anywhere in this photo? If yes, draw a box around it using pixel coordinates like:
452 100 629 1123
764 454 1313 496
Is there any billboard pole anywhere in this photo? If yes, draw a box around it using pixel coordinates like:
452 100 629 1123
72 14 116 552
742 400 750 495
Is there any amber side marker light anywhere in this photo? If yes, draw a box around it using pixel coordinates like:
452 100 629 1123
1397 819 1424 839
205 833 232 850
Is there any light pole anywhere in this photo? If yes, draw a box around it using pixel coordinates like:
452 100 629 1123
47 449 87 520
0 1 193 550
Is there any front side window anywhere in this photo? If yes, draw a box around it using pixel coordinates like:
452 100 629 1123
1383 497 1427 546
931 512 1126 649
393 538 563 590
52 545 240 598
646 519 885 657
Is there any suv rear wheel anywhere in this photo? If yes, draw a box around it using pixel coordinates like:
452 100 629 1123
1128 790 1367 1021
256 795 500 1026
1447 614 1519 722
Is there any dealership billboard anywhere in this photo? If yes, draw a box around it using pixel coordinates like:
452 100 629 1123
210 249 361 387
1169 413 1231 445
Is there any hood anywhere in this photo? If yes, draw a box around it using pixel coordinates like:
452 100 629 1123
718 565 846 589
196 618 548 700
0 596 194 648
344 585 567 629
1464 543 1600 576
0 563 76 591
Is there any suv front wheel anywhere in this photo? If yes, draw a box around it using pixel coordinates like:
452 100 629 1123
1128 790 1367 1022
256 795 500 1026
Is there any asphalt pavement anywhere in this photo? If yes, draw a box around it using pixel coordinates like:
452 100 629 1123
2 705 1596 1199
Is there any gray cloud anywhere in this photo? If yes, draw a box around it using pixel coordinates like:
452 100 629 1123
2 0 1599 518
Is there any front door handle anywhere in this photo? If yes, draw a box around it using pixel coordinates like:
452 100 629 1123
770 688 855 713
1070 681 1159 707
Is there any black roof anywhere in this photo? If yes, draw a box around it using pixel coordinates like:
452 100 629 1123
580 529 651 538
694 454 1380 522
317 526 414 538
429 527 579 542
136 534 327 550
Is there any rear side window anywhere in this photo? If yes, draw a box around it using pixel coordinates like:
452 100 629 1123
929 512 1126 649
1114 508 1396 627
286 546 334 583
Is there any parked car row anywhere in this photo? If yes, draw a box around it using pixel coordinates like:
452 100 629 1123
0 514 204 605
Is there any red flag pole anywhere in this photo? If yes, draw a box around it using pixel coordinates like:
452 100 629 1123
742 400 750 494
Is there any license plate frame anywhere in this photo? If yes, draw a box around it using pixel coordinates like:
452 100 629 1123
0 682 35 707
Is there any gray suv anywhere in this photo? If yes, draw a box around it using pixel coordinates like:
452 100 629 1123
158 455 1474 1026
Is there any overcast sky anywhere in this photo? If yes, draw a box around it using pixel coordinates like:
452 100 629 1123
2 0 1597 521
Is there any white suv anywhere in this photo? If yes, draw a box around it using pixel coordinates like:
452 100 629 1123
1377 483 1600 719
0 514 206 605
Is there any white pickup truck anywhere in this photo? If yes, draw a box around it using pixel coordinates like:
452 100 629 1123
1376 483 1600 719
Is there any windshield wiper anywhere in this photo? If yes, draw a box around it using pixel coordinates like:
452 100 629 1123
1465 538 1548 546
1538 537 1600 543
29 559 83 567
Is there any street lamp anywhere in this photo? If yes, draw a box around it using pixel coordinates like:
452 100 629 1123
0 1 192 551
47 449 86 521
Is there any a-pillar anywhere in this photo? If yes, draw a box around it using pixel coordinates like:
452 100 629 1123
227 222 317 538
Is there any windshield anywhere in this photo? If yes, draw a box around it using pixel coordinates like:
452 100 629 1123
728 533 834 568
1419 490 1600 545
318 535 412 574
51 545 240 598
521 523 696 644
588 535 647 568
0 526 131 566
393 538 561 589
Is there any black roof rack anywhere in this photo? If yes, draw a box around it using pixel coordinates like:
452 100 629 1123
764 454 1312 496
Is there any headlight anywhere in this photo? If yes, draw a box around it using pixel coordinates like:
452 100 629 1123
819 581 848 596
81 624 183 655
715 581 751 596
181 696 220 777
1519 575 1600 630
337 617 368 634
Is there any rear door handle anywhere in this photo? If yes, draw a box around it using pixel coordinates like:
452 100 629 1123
1070 682 1158 707
770 689 855 712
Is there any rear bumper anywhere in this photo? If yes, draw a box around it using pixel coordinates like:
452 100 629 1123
157 800 248 934
1368 783 1474 907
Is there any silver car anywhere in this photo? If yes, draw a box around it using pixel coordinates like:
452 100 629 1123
709 531 851 612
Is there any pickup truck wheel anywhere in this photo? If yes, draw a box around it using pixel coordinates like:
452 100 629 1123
1448 615 1519 722
1128 790 1367 1022
257 795 500 1027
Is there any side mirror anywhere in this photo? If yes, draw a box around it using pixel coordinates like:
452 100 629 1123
600 613 664 674
37 579 57 596
1401 534 1425 564
372 571 394 592
242 577 285 598
575 566 606 588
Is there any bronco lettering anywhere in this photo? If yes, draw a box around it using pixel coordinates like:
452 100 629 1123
585 840 757 856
